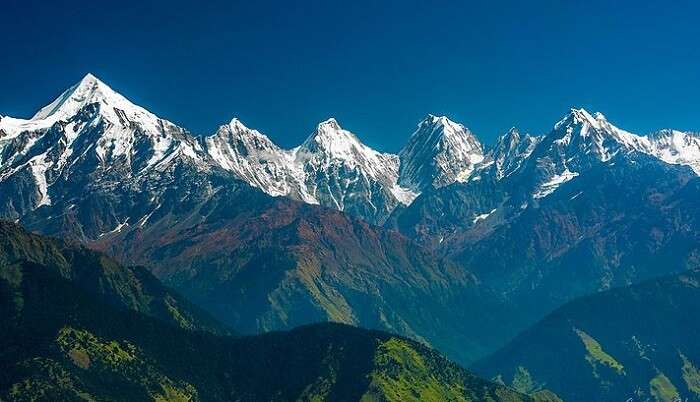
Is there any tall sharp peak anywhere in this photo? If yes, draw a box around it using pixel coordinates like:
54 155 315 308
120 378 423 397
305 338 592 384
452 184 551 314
214 117 277 145
493 127 521 146
225 117 253 132
492 127 541 155
418 113 466 130
554 107 610 130
405 113 481 153
317 117 342 131
303 117 365 150
32 73 115 120
503 126 520 137
29 73 162 128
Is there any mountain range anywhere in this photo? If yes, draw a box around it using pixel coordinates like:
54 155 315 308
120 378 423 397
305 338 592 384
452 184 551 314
0 74 520 364
3 74 699 230
2 73 700 401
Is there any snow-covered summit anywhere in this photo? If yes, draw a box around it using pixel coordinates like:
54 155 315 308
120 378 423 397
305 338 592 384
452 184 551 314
513 107 700 200
204 117 307 199
26 73 172 137
0 74 210 219
398 114 484 191
646 129 700 174
298 118 397 176
485 127 540 180
5 75 700 226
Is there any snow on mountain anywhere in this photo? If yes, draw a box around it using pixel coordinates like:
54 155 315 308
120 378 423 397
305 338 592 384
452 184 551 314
646 129 700 174
464 108 700 202
0 73 212 230
205 117 414 223
204 118 313 202
482 127 540 180
295 118 409 209
1 73 207 173
399 114 484 192
532 169 579 199
205 114 489 222
4 74 700 228
517 108 700 199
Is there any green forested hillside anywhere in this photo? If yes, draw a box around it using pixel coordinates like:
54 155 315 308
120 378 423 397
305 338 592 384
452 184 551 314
0 221 531 402
0 220 228 335
473 269 700 402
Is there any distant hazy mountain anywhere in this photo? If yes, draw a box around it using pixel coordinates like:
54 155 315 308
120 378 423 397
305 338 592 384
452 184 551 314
0 221 534 402
473 269 700 402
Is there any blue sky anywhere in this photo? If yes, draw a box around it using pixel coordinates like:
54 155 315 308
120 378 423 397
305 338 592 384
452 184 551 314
1 0 699 150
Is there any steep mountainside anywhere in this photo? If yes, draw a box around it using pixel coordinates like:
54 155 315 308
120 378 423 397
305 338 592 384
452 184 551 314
0 74 493 227
0 73 236 241
0 220 227 334
3 76 700 230
204 117 408 223
203 115 484 224
398 114 483 191
473 269 700 402
91 186 521 365
5 74 700 379
0 75 522 365
0 224 533 402
454 156 700 318
390 109 700 321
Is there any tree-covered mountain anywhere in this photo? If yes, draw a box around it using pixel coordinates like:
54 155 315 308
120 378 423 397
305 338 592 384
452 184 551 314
472 269 700 402
0 220 227 335
0 222 533 402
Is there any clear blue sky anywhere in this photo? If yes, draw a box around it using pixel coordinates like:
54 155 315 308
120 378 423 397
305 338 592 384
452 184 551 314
2 0 699 150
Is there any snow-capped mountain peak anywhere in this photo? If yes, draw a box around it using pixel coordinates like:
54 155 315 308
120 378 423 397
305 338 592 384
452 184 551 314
29 73 167 135
217 117 280 150
32 73 109 120
555 108 615 133
299 118 400 182
549 107 650 160
295 118 412 215
227 117 249 131
204 117 304 199
318 117 341 130
205 116 416 218
0 74 210 219
485 127 540 180
299 118 368 157
399 114 484 191
7 75 700 228
525 107 700 200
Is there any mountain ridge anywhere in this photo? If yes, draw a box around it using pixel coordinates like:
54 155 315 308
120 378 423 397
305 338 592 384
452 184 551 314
3 74 700 227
